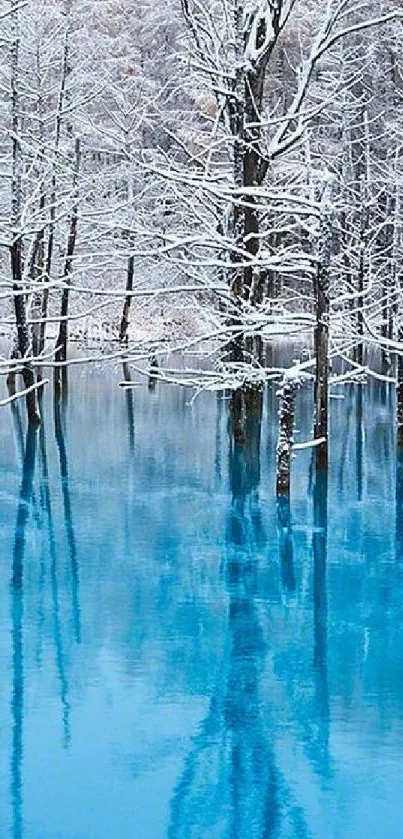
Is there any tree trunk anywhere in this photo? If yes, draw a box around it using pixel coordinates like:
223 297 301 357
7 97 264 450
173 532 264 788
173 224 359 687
276 375 298 594
356 239 364 367
355 111 370 367
39 28 70 355
276 377 297 497
314 197 332 470
55 137 81 392
30 191 46 359
230 385 263 448
226 2 245 364
119 255 135 342
10 0 40 425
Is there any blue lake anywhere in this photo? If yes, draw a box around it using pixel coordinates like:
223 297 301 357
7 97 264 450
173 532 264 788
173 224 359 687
0 359 403 838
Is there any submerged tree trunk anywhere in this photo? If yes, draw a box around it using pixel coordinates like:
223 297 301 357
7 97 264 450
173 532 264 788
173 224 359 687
122 362 135 452
230 385 263 447
276 376 297 497
276 374 302 595
148 355 159 391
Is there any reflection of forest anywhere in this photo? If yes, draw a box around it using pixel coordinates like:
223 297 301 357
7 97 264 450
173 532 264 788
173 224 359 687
2 367 403 838
9 392 81 839
169 389 327 838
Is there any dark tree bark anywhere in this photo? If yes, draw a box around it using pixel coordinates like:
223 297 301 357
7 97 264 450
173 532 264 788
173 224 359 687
30 191 46 359
55 137 81 393
119 255 135 342
314 198 332 470
219 3 286 362
230 385 263 448
10 1 40 425
148 355 159 392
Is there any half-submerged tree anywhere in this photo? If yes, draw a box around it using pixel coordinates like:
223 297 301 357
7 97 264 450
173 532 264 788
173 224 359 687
276 374 298 497
0 0 401 424
276 372 299 595
9 0 41 425
276 372 298 592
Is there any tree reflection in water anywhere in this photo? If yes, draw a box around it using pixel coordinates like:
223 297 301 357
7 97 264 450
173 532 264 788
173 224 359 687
277 492 296 597
11 426 38 839
312 461 330 776
54 390 81 644
122 362 135 455
39 419 71 746
169 388 309 839
397 449 403 562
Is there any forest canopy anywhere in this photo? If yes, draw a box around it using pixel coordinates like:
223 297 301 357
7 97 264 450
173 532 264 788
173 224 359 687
0 0 402 439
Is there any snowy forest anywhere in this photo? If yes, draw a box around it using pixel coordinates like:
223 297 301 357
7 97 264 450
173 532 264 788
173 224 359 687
3 4 403 838
0 0 402 464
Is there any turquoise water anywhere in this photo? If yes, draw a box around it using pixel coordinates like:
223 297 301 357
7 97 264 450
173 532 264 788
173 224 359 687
0 363 403 838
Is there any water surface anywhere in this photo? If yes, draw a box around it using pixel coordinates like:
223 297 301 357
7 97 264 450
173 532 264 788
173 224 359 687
0 361 402 838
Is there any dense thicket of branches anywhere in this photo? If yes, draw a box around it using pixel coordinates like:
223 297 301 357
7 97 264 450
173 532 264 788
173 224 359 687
0 0 402 435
